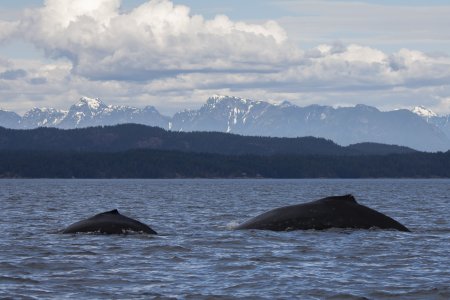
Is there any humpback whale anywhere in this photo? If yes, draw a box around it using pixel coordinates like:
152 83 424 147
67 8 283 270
62 209 157 234
235 195 410 232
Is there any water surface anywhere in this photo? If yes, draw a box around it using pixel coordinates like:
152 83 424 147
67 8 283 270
0 179 449 299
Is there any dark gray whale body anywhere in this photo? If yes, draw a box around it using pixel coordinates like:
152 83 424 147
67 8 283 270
62 209 157 234
236 195 410 232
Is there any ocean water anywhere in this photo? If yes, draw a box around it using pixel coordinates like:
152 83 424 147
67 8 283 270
0 179 449 299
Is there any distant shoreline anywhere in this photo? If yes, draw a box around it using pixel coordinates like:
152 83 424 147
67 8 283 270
1 149 449 179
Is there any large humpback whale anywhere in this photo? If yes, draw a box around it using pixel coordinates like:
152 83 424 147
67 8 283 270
235 195 410 232
62 209 157 234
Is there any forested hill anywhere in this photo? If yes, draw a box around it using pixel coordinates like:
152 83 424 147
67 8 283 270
0 124 417 156
0 150 449 178
1 124 449 178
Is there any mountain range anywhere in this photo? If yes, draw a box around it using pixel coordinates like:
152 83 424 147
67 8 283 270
4 124 450 178
0 124 417 156
1 95 449 152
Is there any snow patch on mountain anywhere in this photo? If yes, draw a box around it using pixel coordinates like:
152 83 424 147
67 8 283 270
76 97 104 111
1 95 450 151
171 96 450 151
277 100 294 108
21 107 67 128
1 97 169 130
411 106 437 118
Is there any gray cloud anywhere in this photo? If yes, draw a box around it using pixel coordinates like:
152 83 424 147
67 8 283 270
0 0 449 115
0 68 27 80
12 1 449 90
29 77 47 85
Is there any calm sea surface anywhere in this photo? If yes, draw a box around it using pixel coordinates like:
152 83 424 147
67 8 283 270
0 179 449 299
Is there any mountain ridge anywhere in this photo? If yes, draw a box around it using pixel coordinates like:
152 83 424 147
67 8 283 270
0 123 417 156
1 95 450 151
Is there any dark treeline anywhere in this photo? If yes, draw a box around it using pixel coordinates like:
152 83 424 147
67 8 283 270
1 150 449 178
0 124 417 156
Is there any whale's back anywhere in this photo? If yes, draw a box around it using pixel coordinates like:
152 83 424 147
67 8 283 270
236 195 410 232
62 209 157 234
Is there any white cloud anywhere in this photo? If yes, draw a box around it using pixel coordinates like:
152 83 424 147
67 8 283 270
17 0 297 81
0 20 18 43
434 96 450 114
0 0 450 115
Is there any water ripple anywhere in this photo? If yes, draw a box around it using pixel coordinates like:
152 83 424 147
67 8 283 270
0 179 449 299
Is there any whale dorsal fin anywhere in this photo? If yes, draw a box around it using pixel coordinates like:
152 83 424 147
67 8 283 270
96 209 120 216
338 194 357 203
320 194 358 204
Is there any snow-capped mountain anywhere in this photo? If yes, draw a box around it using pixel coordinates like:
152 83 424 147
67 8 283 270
171 95 272 133
20 107 67 129
58 97 170 129
411 106 437 119
171 96 450 152
2 97 170 130
1 95 450 151
57 97 108 128
411 106 450 141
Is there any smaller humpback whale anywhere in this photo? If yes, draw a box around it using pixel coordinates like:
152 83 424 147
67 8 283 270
235 195 410 232
62 209 157 234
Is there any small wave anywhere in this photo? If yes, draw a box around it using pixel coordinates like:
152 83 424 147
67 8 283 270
0 276 40 284
225 221 241 230
0 262 21 271
63 250 97 256
21 262 49 270
141 245 192 254
422 228 450 234
184 294 232 300
215 263 256 272
327 293 369 300
369 286 450 299
249 255 296 264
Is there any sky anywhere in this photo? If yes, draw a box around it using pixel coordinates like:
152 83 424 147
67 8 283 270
1 0 450 115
